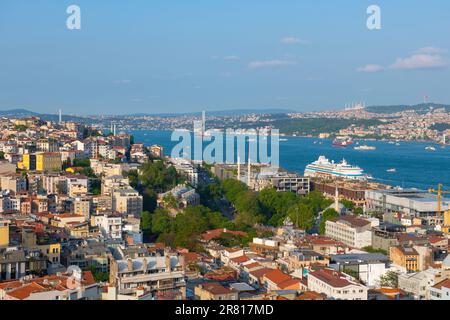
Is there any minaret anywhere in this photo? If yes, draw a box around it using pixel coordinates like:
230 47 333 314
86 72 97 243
334 185 340 213
247 157 251 187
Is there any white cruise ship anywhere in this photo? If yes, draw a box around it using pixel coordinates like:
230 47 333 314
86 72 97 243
304 156 367 180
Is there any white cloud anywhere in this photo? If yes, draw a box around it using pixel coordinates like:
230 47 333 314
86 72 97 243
390 53 448 70
223 55 240 61
248 59 297 69
358 47 448 73
416 47 448 54
211 55 240 61
357 64 384 73
281 37 308 45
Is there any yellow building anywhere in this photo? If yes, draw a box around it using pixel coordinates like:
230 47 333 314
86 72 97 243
0 220 10 247
442 210 450 234
21 153 62 172
390 246 419 273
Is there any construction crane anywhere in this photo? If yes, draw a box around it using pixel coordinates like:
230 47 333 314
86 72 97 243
428 184 450 224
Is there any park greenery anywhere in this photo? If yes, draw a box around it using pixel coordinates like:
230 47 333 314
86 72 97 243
137 162 345 251
126 160 185 213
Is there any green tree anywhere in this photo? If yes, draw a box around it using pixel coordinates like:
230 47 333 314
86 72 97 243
379 271 399 288
125 170 139 189
354 207 364 216
220 179 249 203
319 208 339 235
151 208 174 234
340 199 356 210
163 193 179 209
258 188 298 222
288 203 314 231
142 188 157 212
362 246 388 255
141 211 152 237
73 158 91 168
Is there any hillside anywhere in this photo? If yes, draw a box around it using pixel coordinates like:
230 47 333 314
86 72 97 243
367 103 450 114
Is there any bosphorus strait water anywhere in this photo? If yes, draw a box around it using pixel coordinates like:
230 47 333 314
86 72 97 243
130 130 450 190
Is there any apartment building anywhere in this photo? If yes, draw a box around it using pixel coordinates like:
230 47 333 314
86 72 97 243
398 268 450 300
253 171 310 195
22 152 62 172
329 253 389 287
307 268 369 300
366 189 450 218
429 279 450 300
0 272 100 300
390 246 420 273
194 282 238 300
109 254 186 299
325 216 376 249
112 188 143 218
0 174 27 194
92 212 123 240
0 220 9 247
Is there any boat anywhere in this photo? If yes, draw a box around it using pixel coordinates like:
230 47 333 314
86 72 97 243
354 145 376 151
332 137 354 147
425 146 436 151
279 138 288 142
304 156 367 180
387 168 396 173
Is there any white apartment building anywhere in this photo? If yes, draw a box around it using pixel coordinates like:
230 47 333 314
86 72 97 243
398 268 450 300
307 268 368 300
325 215 376 249
329 253 389 287
92 213 123 240
109 254 186 299
429 279 450 300
0 272 100 300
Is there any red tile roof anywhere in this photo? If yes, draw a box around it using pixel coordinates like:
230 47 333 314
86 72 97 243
230 255 250 264
308 269 355 288
432 279 450 290
249 268 273 279
198 282 235 295
263 269 292 285
202 228 248 241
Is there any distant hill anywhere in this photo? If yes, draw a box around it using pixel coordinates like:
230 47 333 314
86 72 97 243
0 108 93 123
0 108 40 117
367 103 450 114
128 108 295 117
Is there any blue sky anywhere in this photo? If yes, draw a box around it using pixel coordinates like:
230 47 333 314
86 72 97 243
1 0 450 115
